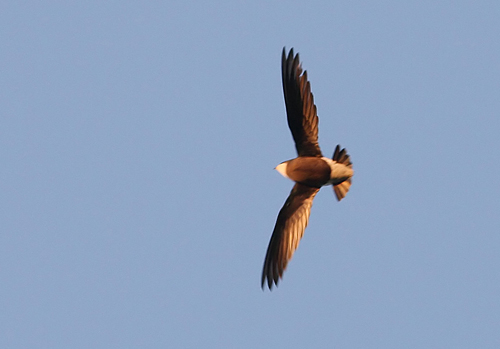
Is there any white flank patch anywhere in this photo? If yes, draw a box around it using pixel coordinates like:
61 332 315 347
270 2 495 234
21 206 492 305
321 157 354 183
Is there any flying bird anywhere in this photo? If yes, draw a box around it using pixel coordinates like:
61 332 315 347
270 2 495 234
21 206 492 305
261 48 354 290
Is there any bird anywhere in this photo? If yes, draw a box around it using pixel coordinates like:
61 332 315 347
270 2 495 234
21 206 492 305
261 48 354 290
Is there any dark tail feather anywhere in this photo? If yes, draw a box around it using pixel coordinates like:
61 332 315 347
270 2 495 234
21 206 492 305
332 145 352 201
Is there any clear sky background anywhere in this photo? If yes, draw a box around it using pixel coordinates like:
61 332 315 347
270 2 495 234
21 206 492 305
1 1 500 348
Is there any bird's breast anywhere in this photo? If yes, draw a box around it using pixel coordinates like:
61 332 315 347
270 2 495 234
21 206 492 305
285 157 332 188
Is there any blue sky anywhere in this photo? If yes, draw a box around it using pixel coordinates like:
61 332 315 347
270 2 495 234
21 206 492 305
1 1 500 348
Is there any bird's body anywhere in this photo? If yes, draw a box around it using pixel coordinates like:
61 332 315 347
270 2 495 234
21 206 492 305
276 156 353 188
261 48 354 290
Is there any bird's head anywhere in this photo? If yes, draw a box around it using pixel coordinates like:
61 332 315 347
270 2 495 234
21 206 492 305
275 161 289 179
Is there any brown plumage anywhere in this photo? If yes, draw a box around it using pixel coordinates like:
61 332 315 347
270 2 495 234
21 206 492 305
261 48 354 290
281 48 322 158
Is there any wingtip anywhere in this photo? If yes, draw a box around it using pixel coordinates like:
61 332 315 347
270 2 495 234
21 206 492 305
261 269 278 291
261 279 272 291
282 47 297 61
260 271 266 291
261 260 280 291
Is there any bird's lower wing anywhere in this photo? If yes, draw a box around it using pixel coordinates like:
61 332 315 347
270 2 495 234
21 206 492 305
261 183 320 290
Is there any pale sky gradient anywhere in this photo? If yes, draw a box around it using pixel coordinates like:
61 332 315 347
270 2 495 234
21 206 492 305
1 1 500 348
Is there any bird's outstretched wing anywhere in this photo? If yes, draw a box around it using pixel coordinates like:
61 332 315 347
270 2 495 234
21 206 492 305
261 183 320 290
282 47 322 157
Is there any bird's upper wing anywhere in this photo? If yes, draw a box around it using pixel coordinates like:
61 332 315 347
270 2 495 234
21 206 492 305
282 47 322 157
261 183 320 290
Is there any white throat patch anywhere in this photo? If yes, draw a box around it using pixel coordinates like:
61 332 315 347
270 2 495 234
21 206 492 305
275 162 289 179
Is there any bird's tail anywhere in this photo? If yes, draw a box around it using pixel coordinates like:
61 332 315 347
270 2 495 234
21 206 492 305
332 145 352 201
